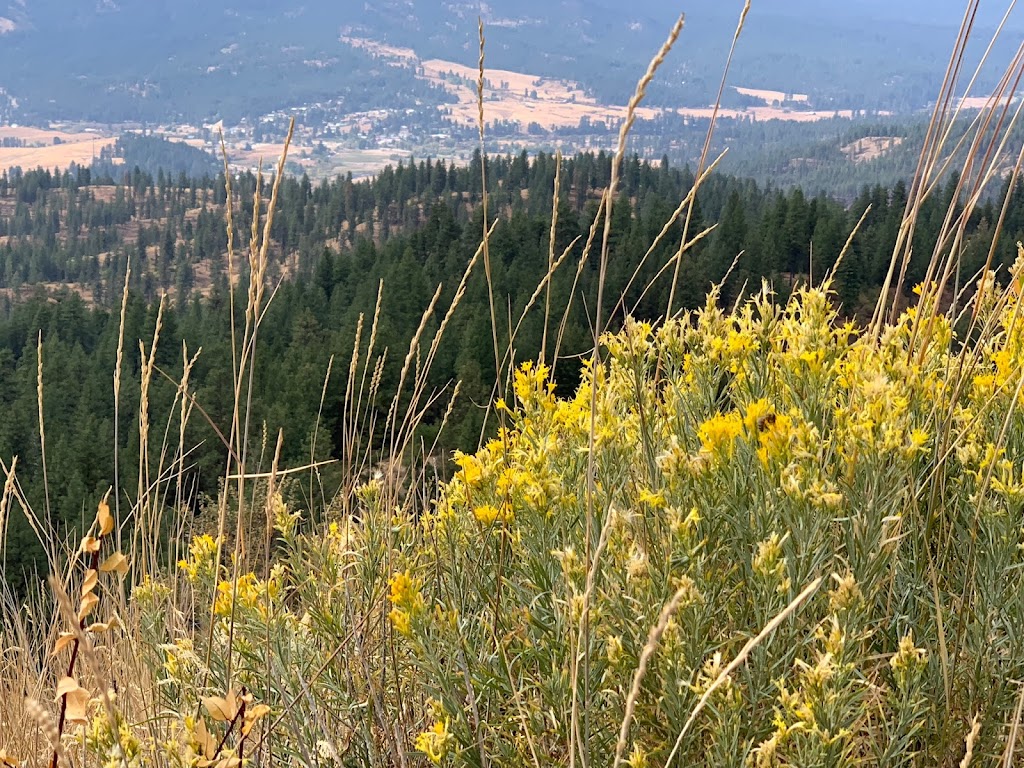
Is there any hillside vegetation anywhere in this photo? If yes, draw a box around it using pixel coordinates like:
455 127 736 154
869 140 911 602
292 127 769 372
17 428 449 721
4 151 1024 585
5 8 1024 768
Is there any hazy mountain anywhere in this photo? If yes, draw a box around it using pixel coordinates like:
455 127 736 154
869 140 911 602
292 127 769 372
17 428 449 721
342 1 1020 109
0 1 1019 124
750 0 1020 28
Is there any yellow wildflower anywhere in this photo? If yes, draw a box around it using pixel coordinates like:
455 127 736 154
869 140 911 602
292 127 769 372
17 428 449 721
890 632 928 690
749 731 781 768
415 718 454 764
691 651 732 696
213 572 270 617
905 427 930 458
637 488 666 509
177 534 221 583
799 348 825 372
698 411 743 456
743 400 794 465
473 503 513 526
753 533 791 594
828 572 863 613
453 451 485 487
606 635 624 666
627 744 648 768
513 360 555 407
390 609 412 637
389 570 424 610
388 570 426 635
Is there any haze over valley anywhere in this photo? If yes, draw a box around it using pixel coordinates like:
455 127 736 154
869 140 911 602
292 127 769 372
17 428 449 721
0 1 1020 189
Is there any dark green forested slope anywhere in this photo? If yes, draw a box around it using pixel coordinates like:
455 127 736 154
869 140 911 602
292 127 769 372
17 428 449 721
1 152 1022 584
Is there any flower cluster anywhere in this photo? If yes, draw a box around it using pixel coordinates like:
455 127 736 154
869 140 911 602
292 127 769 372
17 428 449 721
388 570 427 636
177 534 222 584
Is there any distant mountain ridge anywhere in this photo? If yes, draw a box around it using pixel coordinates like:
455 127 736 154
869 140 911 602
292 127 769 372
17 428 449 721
0 1 1020 124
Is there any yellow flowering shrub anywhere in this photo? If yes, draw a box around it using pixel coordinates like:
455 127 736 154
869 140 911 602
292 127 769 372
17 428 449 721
384 277 1024 766
35 266 1024 767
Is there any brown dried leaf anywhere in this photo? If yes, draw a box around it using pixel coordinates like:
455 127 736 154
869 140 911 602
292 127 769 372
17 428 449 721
195 717 217 758
86 616 122 634
77 591 99 621
97 499 114 536
202 692 238 722
99 552 129 575
52 632 76 655
0 747 20 767
241 703 271 736
54 676 81 700
81 568 98 597
214 758 241 768
80 536 101 554
64 687 91 724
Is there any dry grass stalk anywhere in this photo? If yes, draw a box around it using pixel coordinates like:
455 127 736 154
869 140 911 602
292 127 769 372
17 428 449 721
203 119 294 693
477 18 503 408
633 222 719 311
134 296 164 576
666 2 748 320
394 220 497 460
576 19 684 766
25 699 62 768
569 508 616 768
509 233 581 358
175 342 202 530
35 332 53 565
960 714 981 767
1002 684 1024 766
0 456 16 571
112 261 131 547
617 148 727 320
611 581 695 768
598 12 686 336
825 204 873 286
872 0 999 335
385 283 444 457
912 60 1024 361
0 457 47 568
551 193 606 376
308 355 334 513
664 577 823 766
542 149 562 362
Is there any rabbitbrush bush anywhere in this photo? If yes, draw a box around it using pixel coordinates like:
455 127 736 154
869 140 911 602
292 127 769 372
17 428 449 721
34 257 1024 767
373 276 1024 767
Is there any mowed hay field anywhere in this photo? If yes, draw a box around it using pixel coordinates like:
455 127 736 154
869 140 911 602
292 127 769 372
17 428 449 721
841 135 906 163
0 126 116 172
345 36 858 129
419 58 662 129
420 59 857 128
734 86 810 104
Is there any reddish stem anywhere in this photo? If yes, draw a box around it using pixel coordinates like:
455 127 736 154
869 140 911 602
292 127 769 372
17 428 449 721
50 542 103 768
